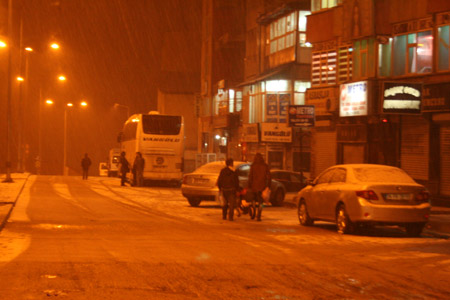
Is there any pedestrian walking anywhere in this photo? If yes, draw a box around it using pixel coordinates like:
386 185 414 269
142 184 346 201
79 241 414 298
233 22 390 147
81 153 92 180
248 152 271 221
217 158 240 221
119 151 130 186
132 152 145 186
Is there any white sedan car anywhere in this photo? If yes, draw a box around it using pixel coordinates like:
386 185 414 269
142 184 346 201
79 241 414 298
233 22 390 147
297 164 431 236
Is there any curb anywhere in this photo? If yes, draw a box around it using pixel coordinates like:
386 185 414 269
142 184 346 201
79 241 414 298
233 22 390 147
0 174 30 232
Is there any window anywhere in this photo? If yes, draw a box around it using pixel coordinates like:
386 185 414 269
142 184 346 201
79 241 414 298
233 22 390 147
338 45 353 82
312 50 337 86
299 11 311 47
330 168 346 183
294 81 311 104
393 31 432 76
378 38 392 77
268 11 298 54
142 115 182 135
353 39 375 79
438 25 450 71
316 169 335 184
311 0 342 12
265 80 292 123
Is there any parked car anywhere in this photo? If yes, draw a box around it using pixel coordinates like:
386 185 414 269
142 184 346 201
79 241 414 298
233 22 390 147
99 162 108 177
297 164 431 236
270 170 308 193
181 161 286 207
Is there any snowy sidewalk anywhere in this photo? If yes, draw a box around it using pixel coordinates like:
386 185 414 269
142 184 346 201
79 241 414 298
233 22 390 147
0 173 30 230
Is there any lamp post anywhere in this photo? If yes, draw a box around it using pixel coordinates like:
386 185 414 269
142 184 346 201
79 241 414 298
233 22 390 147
3 0 13 183
113 103 130 118
63 101 87 176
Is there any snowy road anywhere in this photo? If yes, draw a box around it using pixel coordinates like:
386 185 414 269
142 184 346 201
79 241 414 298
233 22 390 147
0 175 449 299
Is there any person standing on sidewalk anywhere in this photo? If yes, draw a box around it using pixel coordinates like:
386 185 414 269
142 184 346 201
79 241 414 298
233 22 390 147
217 158 240 221
81 153 92 180
132 152 145 187
119 151 130 186
248 152 271 221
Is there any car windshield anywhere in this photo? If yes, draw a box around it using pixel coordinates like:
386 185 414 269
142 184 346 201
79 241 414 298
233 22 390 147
353 167 416 184
194 163 225 174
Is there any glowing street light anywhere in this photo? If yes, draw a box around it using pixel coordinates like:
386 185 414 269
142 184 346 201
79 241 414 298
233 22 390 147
16 76 24 81
25 47 33 52
58 75 66 81
50 43 60 49
45 99 54 105
0 40 6 48
63 101 88 175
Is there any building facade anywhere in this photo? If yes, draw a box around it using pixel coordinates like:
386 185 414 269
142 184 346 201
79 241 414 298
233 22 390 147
307 0 450 204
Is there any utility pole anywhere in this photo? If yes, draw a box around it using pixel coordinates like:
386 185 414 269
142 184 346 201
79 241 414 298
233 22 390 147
3 0 13 183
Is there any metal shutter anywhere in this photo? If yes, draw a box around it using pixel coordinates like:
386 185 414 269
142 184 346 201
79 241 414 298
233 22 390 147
311 130 337 178
400 116 429 181
440 126 450 195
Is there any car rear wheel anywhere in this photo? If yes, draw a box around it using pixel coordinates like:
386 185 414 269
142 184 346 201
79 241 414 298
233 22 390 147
187 197 201 207
336 204 353 234
271 189 284 207
405 223 425 237
298 200 314 226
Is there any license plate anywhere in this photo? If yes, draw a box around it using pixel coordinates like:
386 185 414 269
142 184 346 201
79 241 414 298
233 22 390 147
194 178 209 184
384 193 412 200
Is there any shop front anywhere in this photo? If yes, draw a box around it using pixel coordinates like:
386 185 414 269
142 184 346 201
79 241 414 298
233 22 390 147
422 82 450 200
305 86 339 177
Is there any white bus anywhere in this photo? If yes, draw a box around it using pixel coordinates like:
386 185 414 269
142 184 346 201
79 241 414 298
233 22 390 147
119 111 184 185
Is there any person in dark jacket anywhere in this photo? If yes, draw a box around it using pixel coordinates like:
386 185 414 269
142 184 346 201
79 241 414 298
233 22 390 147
132 152 145 187
248 152 271 221
81 153 92 180
119 151 130 186
217 158 240 221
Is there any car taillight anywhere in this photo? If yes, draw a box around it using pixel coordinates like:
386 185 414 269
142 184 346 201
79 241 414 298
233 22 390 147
416 190 430 203
356 190 379 201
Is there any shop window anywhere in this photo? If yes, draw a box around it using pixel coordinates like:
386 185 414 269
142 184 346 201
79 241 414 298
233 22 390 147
312 50 337 86
438 25 450 71
393 31 432 76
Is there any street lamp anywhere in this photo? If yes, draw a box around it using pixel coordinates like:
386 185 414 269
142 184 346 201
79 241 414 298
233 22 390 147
113 103 130 118
63 101 87 176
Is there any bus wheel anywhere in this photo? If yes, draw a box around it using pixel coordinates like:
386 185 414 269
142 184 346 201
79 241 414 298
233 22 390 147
187 198 201 207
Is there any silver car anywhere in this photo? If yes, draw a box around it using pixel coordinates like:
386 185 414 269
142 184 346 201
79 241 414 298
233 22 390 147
182 161 287 207
297 164 431 236
181 161 250 207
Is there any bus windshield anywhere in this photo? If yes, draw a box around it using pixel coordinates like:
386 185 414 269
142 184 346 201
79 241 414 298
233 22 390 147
142 115 182 135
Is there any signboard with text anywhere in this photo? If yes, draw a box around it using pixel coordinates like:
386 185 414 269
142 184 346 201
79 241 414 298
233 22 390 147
382 82 422 114
260 123 292 143
288 105 315 127
340 81 368 117
422 82 450 112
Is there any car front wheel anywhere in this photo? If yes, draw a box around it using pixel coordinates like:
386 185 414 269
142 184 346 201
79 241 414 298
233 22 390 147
298 200 314 226
336 204 353 234
187 197 201 207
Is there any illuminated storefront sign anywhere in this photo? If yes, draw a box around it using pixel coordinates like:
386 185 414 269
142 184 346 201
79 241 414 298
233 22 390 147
261 123 292 143
288 105 315 127
382 82 422 114
339 81 368 117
